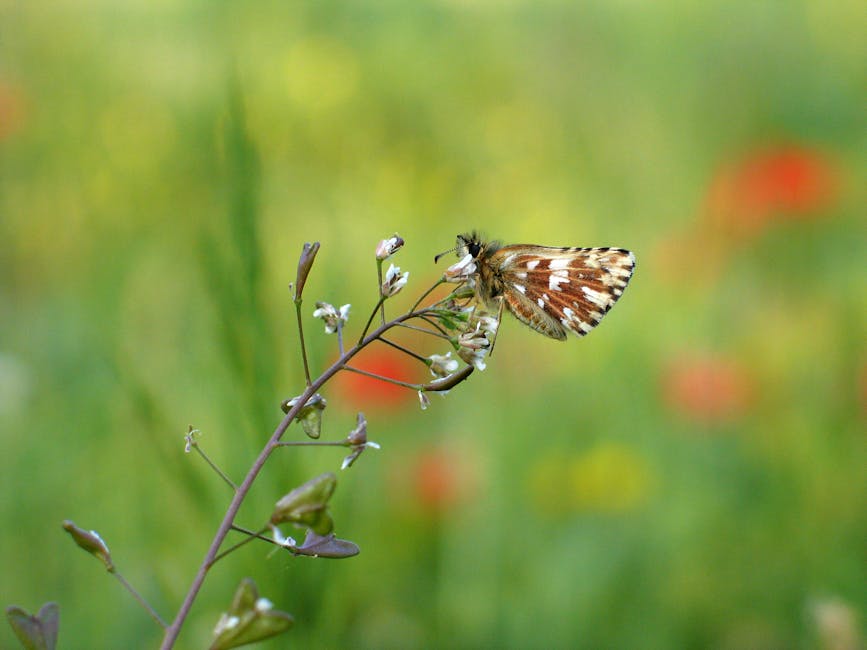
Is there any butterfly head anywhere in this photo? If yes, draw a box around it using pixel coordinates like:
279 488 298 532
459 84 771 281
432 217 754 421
435 231 490 264
456 232 501 262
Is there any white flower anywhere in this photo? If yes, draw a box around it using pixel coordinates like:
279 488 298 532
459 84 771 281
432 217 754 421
428 352 459 378
341 412 381 469
312 302 350 334
475 314 499 337
444 254 477 283
376 234 404 260
457 326 491 351
457 345 487 371
456 323 492 371
341 440 380 470
381 264 409 297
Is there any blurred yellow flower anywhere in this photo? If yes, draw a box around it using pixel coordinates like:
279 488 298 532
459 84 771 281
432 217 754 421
528 443 655 515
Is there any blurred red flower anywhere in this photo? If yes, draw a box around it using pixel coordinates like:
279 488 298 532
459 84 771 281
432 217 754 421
662 353 752 423
332 346 418 412
705 144 839 236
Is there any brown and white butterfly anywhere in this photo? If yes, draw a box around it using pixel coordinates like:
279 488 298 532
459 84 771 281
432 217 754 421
445 232 635 341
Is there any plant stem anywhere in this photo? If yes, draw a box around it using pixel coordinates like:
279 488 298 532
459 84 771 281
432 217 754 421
160 308 431 649
113 571 167 629
211 526 269 564
396 321 451 339
192 446 237 492
376 259 386 325
411 277 446 312
294 299 312 386
342 365 419 390
275 439 348 447
377 336 429 363
357 296 387 345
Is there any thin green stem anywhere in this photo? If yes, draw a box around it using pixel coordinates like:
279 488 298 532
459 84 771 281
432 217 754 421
294 299 312 387
358 295 387 345
192 446 238 492
397 319 451 340
411 277 446 312
275 439 349 448
113 571 167 629
376 259 386 325
211 526 269 564
342 364 420 391
377 336 429 364
417 314 452 337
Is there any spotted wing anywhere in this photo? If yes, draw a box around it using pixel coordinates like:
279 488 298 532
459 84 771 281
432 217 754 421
496 246 635 340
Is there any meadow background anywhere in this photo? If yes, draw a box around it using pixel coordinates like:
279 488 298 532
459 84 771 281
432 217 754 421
1 2 864 648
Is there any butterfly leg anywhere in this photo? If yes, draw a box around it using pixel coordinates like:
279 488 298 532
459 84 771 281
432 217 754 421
487 296 505 356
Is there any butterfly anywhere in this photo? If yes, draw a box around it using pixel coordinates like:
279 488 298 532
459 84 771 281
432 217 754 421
444 232 636 341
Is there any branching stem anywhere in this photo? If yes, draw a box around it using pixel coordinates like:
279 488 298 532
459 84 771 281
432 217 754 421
160 307 434 649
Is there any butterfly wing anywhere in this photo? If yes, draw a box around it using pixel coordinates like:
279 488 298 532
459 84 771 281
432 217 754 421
495 245 635 339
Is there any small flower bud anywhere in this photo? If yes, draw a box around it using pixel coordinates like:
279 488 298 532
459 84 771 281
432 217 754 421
281 393 327 439
457 327 491 351
183 425 200 453
457 346 488 371
271 472 337 536
62 520 114 572
211 578 294 650
427 352 459 378
456 326 491 371
346 412 367 446
341 412 380 469
312 302 350 334
475 314 499 337
294 242 320 301
375 234 404 260
418 390 431 410
381 264 409 298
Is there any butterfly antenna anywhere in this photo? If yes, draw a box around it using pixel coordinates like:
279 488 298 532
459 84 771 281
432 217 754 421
434 246 457 264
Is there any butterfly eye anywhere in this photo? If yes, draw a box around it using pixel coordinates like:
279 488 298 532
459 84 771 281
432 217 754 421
468 242 482 258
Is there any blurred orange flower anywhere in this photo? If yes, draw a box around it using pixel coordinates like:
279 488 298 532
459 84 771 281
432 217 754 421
705 144 840 237
332 347 418 412
0 80 27 141
413 448 464 512
662 353 752 423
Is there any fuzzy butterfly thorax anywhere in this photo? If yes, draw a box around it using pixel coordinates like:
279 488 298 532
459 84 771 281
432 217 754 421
454 232 635 341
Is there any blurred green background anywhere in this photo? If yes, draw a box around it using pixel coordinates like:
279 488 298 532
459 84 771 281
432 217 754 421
1 2 864 648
